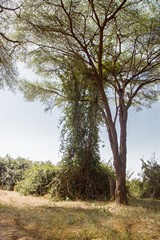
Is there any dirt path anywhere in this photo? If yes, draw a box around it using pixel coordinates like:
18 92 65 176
0 190 125 240
0 190 51 240
0 214 33 240
0 219 32 240
0 190 104 240
1 190 160 240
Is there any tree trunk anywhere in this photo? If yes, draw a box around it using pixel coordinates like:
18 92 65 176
115 164 128 204
114 106 128 204
108 175 116 200
98 81 128 204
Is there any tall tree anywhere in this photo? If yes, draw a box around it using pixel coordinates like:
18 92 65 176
17 0 160 204
59 62 104 199
21 60 111 200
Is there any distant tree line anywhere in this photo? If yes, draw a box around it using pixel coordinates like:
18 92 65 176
0 155 112 200
0 154 160 200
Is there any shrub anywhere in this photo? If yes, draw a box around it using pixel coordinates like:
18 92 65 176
127 178 143 198
50 161 111 201
15 161 57 196
140 154 160 198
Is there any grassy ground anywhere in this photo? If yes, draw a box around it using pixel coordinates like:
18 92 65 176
0 190 160 240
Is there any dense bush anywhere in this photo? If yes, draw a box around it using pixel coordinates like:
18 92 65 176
140 154 160 198
0 155 32 190
15 161 57 196
3 153 160 201
50 161 112 201
0 154 113 200
0 153 116 200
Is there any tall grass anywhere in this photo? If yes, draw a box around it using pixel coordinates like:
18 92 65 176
0 197 160 240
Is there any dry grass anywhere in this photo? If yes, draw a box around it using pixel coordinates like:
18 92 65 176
0 190 160 240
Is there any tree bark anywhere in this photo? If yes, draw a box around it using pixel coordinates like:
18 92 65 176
115 163 128 204
98 82 128 204
114 106 128 204
108 175 116 200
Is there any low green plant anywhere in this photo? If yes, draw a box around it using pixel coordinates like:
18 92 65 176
15 161 57 196
127 178 143 198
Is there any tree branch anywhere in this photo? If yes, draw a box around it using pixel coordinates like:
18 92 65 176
103 0 127 28
127 78 160 109
0 32 21 44
0 4 21 12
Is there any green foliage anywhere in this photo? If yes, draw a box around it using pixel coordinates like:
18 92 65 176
127 178 143 198
17 0 160 110
0 155 32 191
16 0 160 204
0 1 20 89
51 161 110 201
140 154 160 198
19 80 61 111
15 161 57 196
53 61 110 200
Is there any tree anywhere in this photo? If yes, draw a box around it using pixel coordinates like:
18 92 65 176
17 0 160 204
58 61 111 200
0 155 32 190
0 1 21 89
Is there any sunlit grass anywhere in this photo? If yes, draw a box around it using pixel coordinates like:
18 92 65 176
0 194 160 240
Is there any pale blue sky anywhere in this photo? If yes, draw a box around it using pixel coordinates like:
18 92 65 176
0 64 160 178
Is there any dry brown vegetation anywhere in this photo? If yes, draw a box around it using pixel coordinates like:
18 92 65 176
0 190 160 240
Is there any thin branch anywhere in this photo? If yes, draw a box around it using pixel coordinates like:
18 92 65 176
114 91 119 124
104 0 114 17
127 78 160 109
103 0 127 28
0 4 21 12
24 82 91 102
0 32 21 44
60 1 99 78
129 54 160 83
88 0 101 27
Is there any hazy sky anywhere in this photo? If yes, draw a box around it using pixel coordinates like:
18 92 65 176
0 64 160 177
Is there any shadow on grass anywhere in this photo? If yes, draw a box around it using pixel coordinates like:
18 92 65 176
129 197 160 211
0 203 113 240
0 205 35 240
1 198 160 240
